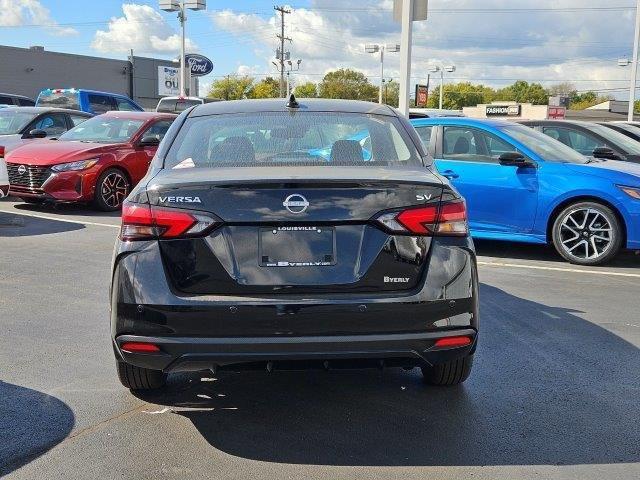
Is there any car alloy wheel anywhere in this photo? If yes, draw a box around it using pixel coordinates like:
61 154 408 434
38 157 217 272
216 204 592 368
558 207 614 262
101 171 129 208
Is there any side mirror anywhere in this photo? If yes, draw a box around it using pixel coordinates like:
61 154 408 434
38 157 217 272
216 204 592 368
24 129 47 139
499 151 532 167
139 135 160 147
592 146 620 160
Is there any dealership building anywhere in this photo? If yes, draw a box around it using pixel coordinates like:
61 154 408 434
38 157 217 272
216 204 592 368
0 45 198 110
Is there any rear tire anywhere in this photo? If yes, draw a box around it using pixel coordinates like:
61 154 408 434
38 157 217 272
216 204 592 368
421 354 473 386
116 361 166 391
551 201 622 266
93 168 130 212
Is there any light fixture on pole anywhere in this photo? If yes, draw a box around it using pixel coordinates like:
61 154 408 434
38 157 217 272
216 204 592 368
285 59 302 97
365 43 400 104
429 64 455 110
160 0 207 97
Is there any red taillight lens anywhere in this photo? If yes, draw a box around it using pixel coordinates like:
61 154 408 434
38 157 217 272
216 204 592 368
121 342 161 353
434 336 472 348
120 201 218 241
0 146 5 159
376 200 468 236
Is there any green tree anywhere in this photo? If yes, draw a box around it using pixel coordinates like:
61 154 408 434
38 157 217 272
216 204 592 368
495 80 548 104
425 82 495 109
294 81 318 98
207 75 254 100
250 77 280 99
383 80 399 107
318 69 378 102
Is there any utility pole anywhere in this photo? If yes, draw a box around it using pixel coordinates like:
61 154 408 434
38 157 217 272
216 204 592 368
629 0 640 121
398 0 413 116
274 5 291 98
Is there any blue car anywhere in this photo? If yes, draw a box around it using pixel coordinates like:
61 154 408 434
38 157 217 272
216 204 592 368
36 88 143 115
410 117 640 265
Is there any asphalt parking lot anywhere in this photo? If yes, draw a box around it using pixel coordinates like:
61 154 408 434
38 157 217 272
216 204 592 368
1 199 639 480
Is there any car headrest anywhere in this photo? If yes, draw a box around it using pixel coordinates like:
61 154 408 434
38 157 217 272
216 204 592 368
453 137 470 154
330 140 363 163
210 136 256 164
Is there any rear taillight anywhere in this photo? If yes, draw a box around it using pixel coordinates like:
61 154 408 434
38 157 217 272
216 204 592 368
375 200 468 236
0 146 4 159
120 201 219 241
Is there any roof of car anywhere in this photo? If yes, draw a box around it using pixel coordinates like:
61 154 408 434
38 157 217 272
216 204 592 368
0 93 33 100
410 117 515 128
0 106 92 115
518 119 596 127
98 111 177 120
190 98 398 117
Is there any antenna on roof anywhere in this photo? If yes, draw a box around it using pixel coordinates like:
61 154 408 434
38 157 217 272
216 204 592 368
286 93 299 109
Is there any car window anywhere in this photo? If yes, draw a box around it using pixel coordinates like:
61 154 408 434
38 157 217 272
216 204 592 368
88 94 115 114
500 125 589 163
415 126 433 150
69 114 89 127
141 120 173 141
157 99 177 113
543 127 600 156
164 112 422 169
442 126 516 163
31 113 68 136
17 98 35 106
114 98 138 111
59 116 144 143
0 96 13 105
175 99 202 112
0 111 37 134
37 91 80 110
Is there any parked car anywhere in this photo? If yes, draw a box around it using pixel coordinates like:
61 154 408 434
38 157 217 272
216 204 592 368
520 119 640 163
0 147 8 198
598 122 640 143
0 107 92 153
6 111 175 210
409 108 464 119
0 93 35 107
111 98 479 391
36 88 144 115
155 96 220 113
411 117 640 265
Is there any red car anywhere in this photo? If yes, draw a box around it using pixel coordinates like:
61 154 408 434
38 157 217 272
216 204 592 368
6 111 176 211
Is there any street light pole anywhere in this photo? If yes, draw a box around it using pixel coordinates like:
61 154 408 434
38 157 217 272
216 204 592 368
179 1 186 97
379 46 384 104
398 0 413 116
629 0 640 121
439 68 444 110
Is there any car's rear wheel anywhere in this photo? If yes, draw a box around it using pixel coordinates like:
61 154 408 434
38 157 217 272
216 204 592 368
94 168 130 211
116 361 166 390
421 354 473 386
551 201 622 265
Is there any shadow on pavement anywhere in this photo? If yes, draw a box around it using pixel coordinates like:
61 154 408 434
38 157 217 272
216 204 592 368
0 212 84 237
475 239 640 268
0 381 75 475
12 201 121 219
136 284 640 467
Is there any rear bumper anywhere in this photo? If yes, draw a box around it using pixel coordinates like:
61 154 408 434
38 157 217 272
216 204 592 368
114 329 477 372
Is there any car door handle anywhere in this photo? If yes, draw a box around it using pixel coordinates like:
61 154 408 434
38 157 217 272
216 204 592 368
442 169 459 179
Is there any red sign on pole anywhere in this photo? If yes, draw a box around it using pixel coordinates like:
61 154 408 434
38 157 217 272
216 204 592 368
548 106 566 119
415 84 429 107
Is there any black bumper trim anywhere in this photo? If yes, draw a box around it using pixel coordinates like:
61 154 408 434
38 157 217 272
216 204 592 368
115 329 477 372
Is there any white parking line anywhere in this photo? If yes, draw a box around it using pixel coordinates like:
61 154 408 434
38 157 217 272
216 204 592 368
0 208 120 229
478 260 640 278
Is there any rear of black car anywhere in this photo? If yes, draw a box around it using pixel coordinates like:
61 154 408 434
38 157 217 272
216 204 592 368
110 99 479 390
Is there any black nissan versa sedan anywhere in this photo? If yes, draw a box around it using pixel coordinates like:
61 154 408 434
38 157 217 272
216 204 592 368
110 97 479 391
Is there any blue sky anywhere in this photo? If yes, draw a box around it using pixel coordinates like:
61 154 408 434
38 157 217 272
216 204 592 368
1 1 639 98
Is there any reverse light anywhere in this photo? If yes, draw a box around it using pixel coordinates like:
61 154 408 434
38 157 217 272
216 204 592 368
121 342 161 353
120 201 219 241
51 158 98 172
376 200 468 236
434 336 472 348
618 185 640 200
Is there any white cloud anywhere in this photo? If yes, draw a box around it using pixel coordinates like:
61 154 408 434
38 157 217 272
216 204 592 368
210 0 636 97
0 0 77 36
91 4 197 55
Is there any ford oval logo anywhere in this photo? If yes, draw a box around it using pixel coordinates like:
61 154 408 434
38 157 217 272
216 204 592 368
283 194 309 214
185 54 213 77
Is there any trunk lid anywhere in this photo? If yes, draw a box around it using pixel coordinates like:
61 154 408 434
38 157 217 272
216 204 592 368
148 166 444 295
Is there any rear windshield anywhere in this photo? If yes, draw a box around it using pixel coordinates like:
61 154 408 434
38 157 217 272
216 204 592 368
163 112 421 169
158 98 202 113
58 116 144 143
37 91 80 110
0 111 36 135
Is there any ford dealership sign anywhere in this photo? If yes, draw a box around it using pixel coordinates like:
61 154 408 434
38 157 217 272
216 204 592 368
185 54 213 77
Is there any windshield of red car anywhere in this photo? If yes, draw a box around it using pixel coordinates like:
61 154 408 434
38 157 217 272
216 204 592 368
59 117 144 143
